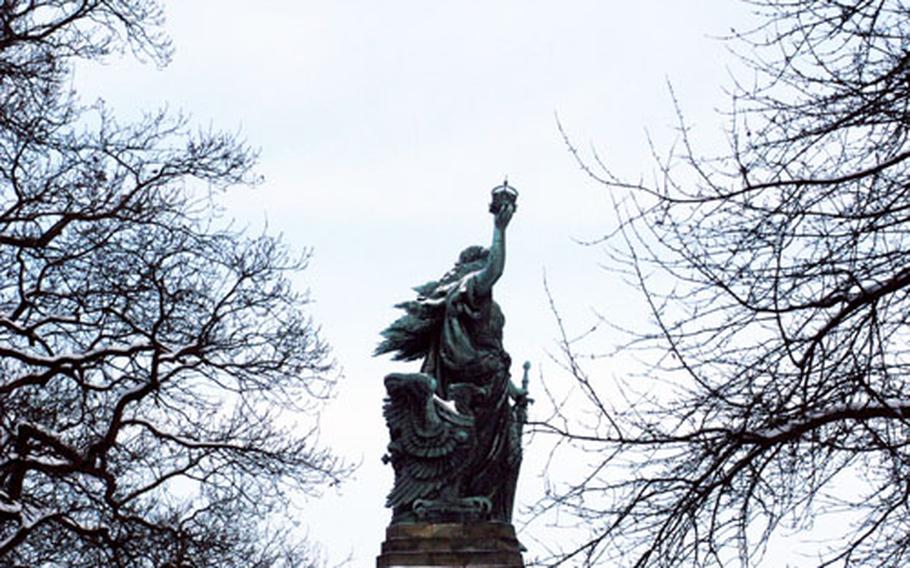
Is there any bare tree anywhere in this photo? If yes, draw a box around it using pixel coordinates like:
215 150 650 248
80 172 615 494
0 2 346 566
534 1 910 566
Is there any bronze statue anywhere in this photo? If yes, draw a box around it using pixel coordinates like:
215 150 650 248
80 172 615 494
376 182 529 525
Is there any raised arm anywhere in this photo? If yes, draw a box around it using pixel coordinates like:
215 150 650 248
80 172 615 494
473 202 515 297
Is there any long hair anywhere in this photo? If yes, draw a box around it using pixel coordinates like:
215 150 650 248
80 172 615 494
375 246 489 361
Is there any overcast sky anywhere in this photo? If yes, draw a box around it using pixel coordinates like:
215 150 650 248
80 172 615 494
75 1 759 564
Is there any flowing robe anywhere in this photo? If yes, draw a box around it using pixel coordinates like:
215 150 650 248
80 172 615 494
419 272 518 521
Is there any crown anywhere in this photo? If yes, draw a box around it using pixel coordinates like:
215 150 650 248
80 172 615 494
489 178 518 214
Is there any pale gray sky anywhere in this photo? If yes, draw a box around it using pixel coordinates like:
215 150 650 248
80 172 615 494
75 1 759 564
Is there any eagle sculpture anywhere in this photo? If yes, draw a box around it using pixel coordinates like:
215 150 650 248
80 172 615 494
382 372 493 523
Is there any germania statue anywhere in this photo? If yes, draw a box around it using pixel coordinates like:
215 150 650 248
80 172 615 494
375 182 530 525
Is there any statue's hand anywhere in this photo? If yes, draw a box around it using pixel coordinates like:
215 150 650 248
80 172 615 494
510 386 529 399
495 202 515 230
508 380 529 401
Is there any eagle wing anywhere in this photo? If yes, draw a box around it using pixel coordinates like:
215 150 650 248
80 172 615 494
382 372 474 510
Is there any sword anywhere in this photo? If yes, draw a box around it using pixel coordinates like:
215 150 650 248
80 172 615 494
516 361 531 425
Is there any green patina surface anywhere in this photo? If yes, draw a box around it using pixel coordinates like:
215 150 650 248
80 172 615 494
376 183 529 525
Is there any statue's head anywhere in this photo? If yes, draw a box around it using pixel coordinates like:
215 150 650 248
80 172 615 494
447 245 488 281
457 245 488 267
414 246 489 298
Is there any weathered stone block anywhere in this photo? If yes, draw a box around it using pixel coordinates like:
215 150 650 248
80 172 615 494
376 522 524 567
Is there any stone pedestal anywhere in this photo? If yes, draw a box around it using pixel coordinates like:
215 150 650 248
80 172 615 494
376 522 525 567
